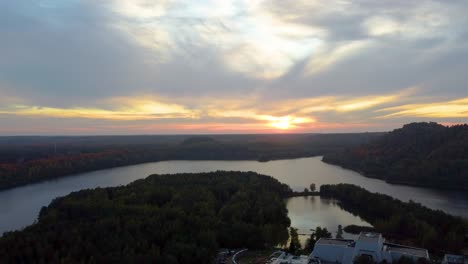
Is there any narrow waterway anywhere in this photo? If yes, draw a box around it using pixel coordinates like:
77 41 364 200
286 196 372 245
1 157 467 234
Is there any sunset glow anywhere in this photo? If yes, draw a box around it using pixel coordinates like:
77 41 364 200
0 0 467 135
1 2 468 261
261 116 314 130
270 117 293 130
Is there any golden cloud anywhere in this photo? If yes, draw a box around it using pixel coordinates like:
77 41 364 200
3 87 457 133
377 98 468 118
0 99 197 121
272 89 414 115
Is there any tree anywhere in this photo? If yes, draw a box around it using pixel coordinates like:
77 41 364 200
320 183 467 254
288 227 301 255
322 123 468 191
310 183 316 192
305 226 332 253
336 225 343 239
315 227 332 240
0 172 293 263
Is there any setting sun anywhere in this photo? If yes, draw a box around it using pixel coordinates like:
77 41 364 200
264 116 314 130
0 1 467 262
270 116 293 129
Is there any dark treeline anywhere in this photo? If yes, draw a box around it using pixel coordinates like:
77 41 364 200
0 133 381 190
320 184 468 255
323 122 468 190
342 225 375 234
0 171 292 263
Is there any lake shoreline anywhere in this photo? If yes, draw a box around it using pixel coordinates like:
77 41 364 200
0 155 321 192
321 158 468 192
0 157 466 236
3 154 465 193
286 191 321 197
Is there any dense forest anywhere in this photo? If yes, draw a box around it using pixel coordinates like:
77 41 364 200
320 184 468 255
0 171 292 263
0 133 381 190
323 122 468 190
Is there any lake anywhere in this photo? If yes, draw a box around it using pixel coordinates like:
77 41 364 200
1 157 467 235
286 196 371 245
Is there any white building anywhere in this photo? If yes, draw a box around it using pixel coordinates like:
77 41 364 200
442 254 468 264
311 232 429 264
268 251 313 264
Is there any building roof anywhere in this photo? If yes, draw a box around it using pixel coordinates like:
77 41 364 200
269 253 310 264
385 243 428 258
357 232 382 243
443 254 468 264
316 238 353 246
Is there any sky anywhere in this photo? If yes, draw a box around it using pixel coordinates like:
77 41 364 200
0 0 467 135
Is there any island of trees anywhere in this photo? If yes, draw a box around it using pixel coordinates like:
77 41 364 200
323 122 468 190
0 171 292 263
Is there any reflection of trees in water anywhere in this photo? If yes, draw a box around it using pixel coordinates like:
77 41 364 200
320 197 332 205
335 201 363 218
319 197 343 207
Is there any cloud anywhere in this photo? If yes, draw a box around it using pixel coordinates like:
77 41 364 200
0 88 422 130
0 0 467 134
378 98 468 118
304 40 373 75
0 95 197 120
110 0 323 79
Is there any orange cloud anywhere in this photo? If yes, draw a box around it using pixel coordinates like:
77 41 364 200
266 87 417 116
2 87 461 134
377 98 468 118
0 102 196 121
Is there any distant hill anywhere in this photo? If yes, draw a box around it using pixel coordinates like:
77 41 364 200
0 132 383 190
180 136 218 146
323 122 468 190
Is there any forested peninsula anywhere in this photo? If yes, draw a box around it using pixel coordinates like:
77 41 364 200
323 122 468 190
321 184 468 255
0 171 292 263
1 173 466 262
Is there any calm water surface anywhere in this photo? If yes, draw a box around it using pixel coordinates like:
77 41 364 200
1 157 467 235
286 196 371 245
